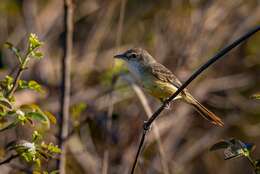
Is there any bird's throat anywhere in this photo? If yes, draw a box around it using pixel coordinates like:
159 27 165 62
127 61 145 81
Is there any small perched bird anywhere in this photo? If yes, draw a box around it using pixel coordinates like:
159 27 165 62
114 48 224 126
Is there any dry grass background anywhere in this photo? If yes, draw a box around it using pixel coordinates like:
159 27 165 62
0 0 260 173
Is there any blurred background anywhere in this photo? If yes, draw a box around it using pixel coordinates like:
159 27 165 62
0 0 260 173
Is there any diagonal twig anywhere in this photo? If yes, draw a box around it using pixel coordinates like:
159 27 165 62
130 25 260 174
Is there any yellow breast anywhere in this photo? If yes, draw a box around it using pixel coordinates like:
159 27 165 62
126 62 180 101
142 77 179 101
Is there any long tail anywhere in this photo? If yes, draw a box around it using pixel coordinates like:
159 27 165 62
183 92 224 127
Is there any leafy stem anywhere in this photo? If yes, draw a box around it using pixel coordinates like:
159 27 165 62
241 144 258 174
0 33 59 171
6 66 26 99
5 34 43 99
211 138 260 174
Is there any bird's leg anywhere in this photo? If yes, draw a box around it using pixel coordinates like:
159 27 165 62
161 98 171 109
143 121 152 131
164 102 171 109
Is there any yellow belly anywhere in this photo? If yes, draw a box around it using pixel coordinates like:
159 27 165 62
142 79 179 101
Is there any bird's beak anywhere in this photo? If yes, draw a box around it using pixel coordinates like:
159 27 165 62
114 53 125 59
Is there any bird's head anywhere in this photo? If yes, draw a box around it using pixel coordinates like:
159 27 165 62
114 48 156 65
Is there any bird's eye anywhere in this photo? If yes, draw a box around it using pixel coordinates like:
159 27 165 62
131 53 137 58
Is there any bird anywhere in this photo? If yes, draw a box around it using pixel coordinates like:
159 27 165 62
114 48 224 126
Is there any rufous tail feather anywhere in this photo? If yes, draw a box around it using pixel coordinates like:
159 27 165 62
183 92 224 127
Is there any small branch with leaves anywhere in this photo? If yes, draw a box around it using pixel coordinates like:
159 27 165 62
5 34 43 99
0 34 60 173
210 138 260 174
130 25 260 174
0 34 56 132
1 131 61 169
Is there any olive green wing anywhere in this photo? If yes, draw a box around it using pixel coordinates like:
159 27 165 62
149 63 182 88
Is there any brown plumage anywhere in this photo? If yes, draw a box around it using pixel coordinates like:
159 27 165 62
149 61 224 126
114 48 224 127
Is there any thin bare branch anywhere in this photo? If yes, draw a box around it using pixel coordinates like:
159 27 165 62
57 0 74 173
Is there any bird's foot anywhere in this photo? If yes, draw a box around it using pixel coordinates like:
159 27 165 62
143 121 152 131
164 102 171 109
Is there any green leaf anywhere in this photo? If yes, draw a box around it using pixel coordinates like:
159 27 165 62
31 51 43 59
48 144 61 153
0 75 14 91
40 142 61 154
22 153 31 162
32 131 42 142
29 33 43 50
26 111 50 129
20 104 52 128
28 81 43 93
21 151 36 162
26 112 48 123
4 76 13 86
17 114 26 123
48 145 61 153
44 111 56 124
18 80 44 93
18 80 28 89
